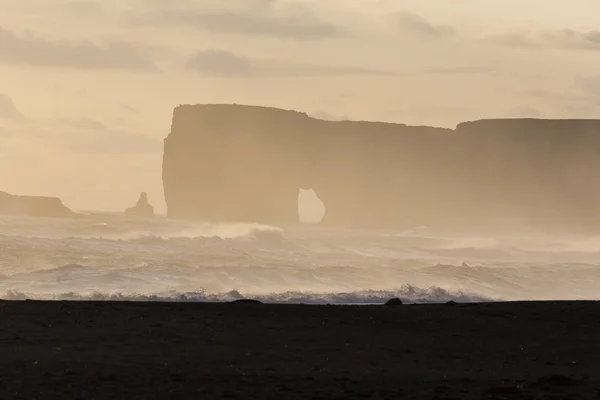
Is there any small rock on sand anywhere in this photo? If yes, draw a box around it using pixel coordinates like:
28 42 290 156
384 298 403 306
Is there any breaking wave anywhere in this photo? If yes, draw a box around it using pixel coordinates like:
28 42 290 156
1 212 600 303
1 285 493 304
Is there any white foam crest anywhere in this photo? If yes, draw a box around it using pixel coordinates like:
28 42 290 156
3 212 600 303
121 222 285 241
0 284 494 304
0 213 284 242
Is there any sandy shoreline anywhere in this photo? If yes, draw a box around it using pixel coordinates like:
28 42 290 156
1 300 598 399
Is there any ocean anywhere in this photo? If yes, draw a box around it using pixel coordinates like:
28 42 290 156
0 212 598 303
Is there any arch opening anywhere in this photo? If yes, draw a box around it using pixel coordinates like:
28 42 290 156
297 188 325 224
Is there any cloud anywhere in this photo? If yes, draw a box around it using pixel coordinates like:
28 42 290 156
310 111 350 121
58 125 162 154
0 116 160 155
58 1 106 16
36 116 161 153
577 75 600 97
0 94 23 120
185 49 491 78
186 49 399 77
0 126 10 138
0 95 159 153
126 0 344 40
53 117 107 130
505 106 546 118
522 79 600 118
392 12 455 38
492 29 600 52
120 104 138 114
423 66 495 75
0 26 157 71
186 50 255 76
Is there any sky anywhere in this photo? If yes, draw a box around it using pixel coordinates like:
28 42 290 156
1 0 600 212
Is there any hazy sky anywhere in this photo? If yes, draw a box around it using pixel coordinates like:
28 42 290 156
1 0 600 212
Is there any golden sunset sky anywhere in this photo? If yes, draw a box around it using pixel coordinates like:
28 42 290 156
1 0 599 212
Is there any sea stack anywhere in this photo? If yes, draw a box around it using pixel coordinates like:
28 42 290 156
125 192 154 217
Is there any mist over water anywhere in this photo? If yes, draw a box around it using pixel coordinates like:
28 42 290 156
1 212 599 303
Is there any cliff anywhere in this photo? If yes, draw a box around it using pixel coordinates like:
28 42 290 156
163 104 600 233
0 191 76 218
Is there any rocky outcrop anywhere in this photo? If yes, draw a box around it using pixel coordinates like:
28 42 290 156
0 94 22 119
125 192 154 217
162 104 600 233
0 191 76 218
384 298 403 306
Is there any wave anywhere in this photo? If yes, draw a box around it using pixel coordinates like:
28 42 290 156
126 224 292 247
0 284 495 304
0 212 287 242
3 212 600 303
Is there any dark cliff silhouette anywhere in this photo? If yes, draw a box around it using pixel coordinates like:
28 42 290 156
163 104 600 233
0 191 75 218
125 192 154 217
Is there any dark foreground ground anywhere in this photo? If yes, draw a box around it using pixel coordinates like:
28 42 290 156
0 300 599 399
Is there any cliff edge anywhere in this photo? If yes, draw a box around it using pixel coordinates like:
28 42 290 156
0 191 76 218
162 104 600 233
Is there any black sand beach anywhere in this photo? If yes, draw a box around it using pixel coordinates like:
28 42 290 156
1 300 599 399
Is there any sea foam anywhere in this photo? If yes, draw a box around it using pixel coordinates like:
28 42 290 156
1 213 600 303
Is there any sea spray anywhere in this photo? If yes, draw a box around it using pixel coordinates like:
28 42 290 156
1 213 600 302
